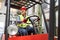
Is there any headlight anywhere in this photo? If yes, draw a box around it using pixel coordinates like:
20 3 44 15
7 24 18 35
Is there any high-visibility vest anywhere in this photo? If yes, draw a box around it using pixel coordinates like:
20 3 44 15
17 15 31 28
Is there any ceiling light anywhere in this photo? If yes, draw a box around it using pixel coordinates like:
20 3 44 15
16 2 20 4
33 2 35 4
27 2 30 4
28 5 30 7
25 5 27 6
15 4 18 5
29 1 32 3
30 4 33 5
11 3 14 5
23 1 26 3
35 0 39 2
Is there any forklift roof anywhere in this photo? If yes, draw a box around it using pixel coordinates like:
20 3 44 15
5 0 42 10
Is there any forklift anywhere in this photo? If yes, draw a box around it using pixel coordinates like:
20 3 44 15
2 0 58 40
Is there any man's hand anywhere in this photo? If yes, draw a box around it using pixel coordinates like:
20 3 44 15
22 18 27 23
37 17 40 21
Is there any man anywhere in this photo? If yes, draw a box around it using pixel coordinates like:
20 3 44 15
17 6 35 36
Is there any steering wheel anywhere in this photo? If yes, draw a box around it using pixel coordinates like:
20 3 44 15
26 15 40 25
26 15 40 34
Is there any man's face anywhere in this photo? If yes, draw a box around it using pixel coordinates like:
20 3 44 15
21 10 26 15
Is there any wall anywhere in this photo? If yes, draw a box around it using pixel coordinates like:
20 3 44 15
0 0 6 13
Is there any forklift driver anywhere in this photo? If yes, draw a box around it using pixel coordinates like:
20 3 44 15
16 6 35 36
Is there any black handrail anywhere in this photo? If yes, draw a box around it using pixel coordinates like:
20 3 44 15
4 0 10 40
49 0 56 40
58 0 60 40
